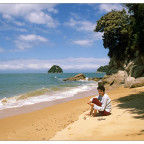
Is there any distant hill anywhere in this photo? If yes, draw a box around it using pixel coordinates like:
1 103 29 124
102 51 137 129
97 65 109 73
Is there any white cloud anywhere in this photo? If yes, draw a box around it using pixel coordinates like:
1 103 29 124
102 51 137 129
92 32 103 40
0 57 109 71
0 48 5 53
64 18 95 32
15 34 48 51
73 39 93 47
72 32 103 47
0 4 58 16
19 34 47 42
15 41 33 51
14 21 25 26
2 14 13 20
47 7 58 14
99 4 123 13
25 11 59 28
0 4 59 28
64 15 103 47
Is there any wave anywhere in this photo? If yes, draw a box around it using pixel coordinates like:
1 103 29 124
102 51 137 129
0 81 98 110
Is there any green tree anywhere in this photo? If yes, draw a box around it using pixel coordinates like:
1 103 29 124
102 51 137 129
48 65 63 73
125 4 144 54
97 65 109 73
94 9 130 60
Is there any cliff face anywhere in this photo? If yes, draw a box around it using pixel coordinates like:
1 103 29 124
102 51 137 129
124 55 144 78
103 52 144 88
108 54 144 78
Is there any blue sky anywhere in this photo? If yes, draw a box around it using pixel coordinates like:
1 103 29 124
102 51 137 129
0 3 125 73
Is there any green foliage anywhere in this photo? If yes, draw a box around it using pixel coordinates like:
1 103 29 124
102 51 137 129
48 65 63 73
97 65 109 73
94 9 130 60
125 4 144 54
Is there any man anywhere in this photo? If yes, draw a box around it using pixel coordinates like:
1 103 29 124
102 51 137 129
87 85 111 117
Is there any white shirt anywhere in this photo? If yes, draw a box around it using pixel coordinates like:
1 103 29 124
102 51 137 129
90 94 111 112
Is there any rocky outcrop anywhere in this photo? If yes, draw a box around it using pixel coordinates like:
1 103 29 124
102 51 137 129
113 71 125 85
124 77 135 88
102 70 125 87
102 75 115 85
131 65 144 78
107 54 144 79
102 54 144 88
63 73 86 81
124 56 144 78
88 77 101 82
102 70 144 89
130 77 144 88
48 65 63 73
63 74 103 82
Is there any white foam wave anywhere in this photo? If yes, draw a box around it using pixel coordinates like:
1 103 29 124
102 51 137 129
78 77 89 82
0 82 97 110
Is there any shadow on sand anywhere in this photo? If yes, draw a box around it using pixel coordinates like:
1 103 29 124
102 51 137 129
114 91 144 119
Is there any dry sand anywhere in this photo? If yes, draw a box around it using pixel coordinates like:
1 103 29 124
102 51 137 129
0 85 144 141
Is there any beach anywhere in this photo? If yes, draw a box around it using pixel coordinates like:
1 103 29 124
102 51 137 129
0 85 144 140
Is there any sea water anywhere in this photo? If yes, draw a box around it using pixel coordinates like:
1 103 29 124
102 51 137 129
0 73 105 110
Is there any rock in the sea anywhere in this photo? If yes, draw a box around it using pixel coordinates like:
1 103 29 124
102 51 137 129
124 77 135 88
88 77 101 82
130 77 144 88
63 73 86 81
48 65 63 73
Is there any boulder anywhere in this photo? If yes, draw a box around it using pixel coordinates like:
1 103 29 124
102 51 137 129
98 82 104 87
48 65 63 73
102 75 115 85
130 77 144 88
63 73 86 81
124 77 135 88
102 70 125 86
88 77 101 82
114 70 125 85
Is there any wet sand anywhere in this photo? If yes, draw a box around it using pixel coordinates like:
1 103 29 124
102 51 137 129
0 85 144 140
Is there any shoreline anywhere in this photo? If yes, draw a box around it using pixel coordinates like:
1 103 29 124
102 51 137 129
0 87 98 119
0 85 144 140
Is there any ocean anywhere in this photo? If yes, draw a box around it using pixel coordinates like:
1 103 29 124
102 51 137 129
0 73 105 111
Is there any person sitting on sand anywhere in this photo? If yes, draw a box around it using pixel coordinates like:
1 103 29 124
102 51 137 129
86 85 111 117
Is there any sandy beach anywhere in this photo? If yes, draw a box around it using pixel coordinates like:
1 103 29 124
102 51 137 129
0 85 144 141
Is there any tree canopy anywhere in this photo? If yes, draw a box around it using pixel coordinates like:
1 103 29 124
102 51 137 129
48 65 63 73
94 9 130 60
94 4 144 62
125 4 144 54
97 65 109 73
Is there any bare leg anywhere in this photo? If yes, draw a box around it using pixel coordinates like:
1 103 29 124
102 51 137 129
92 109 97 117
90 105 94 115
85 106 94 116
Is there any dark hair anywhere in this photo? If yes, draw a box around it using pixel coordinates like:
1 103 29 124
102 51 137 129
97 85 105 92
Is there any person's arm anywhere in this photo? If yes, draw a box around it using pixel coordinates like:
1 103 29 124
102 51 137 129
89 95 98 102
87 96 98 104
93 96 108 111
